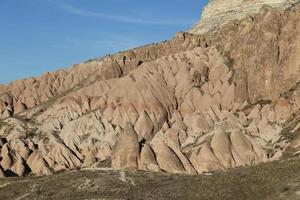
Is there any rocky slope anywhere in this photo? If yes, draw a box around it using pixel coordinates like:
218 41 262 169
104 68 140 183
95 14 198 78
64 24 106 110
0 1 300 178
189 0 299 34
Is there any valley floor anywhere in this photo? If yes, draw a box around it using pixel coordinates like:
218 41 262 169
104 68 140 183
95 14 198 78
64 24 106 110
0 158 300 200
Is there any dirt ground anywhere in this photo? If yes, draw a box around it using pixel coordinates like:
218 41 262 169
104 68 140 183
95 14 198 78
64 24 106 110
0 158 300 200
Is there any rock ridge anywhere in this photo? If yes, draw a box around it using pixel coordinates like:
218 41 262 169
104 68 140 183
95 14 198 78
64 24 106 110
189 0 300 34
0 2 299 178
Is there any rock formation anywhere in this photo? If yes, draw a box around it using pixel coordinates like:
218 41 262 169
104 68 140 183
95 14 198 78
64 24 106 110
0 0 299 178
189 0 299 34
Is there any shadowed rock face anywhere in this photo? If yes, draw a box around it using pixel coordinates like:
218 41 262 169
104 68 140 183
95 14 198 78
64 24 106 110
0 1 299 178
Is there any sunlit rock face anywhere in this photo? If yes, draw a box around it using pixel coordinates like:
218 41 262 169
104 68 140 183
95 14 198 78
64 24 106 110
189 0 298 34
0 1 300 178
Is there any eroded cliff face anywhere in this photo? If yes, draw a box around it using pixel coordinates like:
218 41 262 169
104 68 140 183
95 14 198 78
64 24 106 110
189 0 299 34
0 2 299 178
207 3 300 104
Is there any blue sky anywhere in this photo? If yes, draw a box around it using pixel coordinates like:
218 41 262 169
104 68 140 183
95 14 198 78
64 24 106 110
0 0 208 84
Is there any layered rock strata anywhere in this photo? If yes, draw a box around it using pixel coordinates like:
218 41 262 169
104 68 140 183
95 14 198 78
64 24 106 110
0 2 299 177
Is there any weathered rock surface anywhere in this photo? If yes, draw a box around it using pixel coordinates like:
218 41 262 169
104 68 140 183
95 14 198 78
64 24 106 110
111 124 139 170
190 0 299 34
0 1 299 178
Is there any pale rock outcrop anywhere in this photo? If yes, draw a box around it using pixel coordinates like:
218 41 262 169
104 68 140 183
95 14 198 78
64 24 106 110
230 129 256 166
0 41 289 176
187 114 212 136
0 100 7 115
9 139 30 159
0 2 299 178
274 98 292 122
27 151 52 176
82 151 97 167
14 101 26 114
111 124 139 170
95 144 112 162
11 156 28 176
41 134 82 170
190 143 225 173
138 144 161 172
164 128 196 174
189 0 298 34
210 128 235 169
134 111 154 141
0 144 14 171
151 132 185 174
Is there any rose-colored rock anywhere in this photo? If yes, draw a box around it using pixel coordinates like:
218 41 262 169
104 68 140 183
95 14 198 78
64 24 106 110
0 1 299 178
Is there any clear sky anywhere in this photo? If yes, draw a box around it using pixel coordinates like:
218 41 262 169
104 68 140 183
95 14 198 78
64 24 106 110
0 0 208 84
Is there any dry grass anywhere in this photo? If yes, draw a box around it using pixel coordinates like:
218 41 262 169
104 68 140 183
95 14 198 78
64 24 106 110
0 158 300 200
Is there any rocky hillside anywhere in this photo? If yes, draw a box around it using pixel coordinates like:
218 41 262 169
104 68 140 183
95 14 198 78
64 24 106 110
189 0 299 34
0 0 299 178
